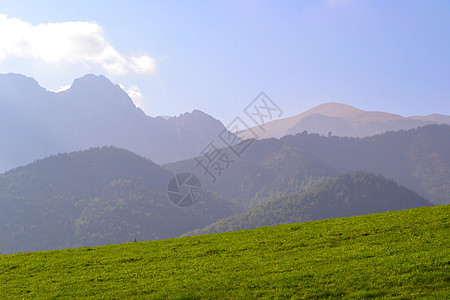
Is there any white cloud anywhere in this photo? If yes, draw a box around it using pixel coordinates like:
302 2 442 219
51 84 72 93
126 84 144 108
130 55 157 74
0 14 157 75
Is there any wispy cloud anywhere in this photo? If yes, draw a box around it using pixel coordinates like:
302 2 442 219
51 84 72 93
127 85 143 108
0 14 157 75
119 84 144 108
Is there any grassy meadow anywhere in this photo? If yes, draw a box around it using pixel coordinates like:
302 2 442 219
0 205 448 299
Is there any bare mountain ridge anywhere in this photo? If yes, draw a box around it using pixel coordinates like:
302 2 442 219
238 102 448 139
0 73 231 173
409 114 450 124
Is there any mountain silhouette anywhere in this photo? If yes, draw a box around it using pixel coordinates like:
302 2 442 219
0 73 233 172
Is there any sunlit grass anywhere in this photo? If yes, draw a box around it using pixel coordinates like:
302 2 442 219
1 205 448 299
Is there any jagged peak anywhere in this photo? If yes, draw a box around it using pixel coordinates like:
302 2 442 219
68 74 117 91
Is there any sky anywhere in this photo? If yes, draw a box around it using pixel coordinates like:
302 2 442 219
0 0 449 124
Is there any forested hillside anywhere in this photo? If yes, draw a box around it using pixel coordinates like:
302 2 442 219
165 140 337 209
0 147 241 254
1 126 447 254
188 172 431 235
167 125 449 206
282 125 449 205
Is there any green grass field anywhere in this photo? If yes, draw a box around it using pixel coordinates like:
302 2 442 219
1 205 449 299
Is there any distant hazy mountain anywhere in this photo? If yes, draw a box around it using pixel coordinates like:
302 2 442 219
0 73 232 173
167 125 450 206
409 114 450 124
238 102 448 139
166 109 230 145
0 147 242 254
187 172 431 236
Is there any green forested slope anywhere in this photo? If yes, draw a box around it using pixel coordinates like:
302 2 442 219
165 140 338 209
167 125 450 206
189 172 431 235
0 147 241 254
282 124 450 205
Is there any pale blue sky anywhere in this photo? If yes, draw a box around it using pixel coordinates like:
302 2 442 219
0 0 449 123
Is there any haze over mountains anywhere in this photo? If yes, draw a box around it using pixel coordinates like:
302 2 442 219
167 125 450 206
0 73 231 173
1 73 448 174
238 102 450 140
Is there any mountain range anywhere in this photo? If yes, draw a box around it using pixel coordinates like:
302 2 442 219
0 73 448 254
1 72 448 174
0 73 232 173
238 102 450 139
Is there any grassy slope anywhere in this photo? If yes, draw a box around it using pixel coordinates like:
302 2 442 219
0 205 448 299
